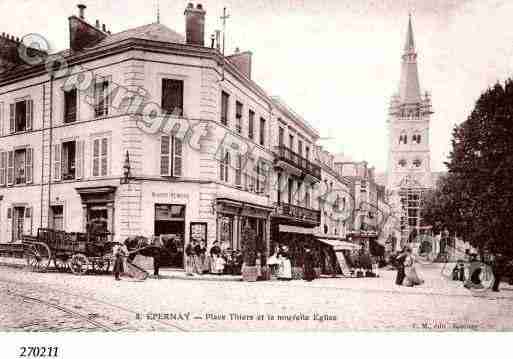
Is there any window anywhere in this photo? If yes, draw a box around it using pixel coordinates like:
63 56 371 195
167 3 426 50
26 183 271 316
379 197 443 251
12 148 33 185
413 158 422 168
0 151 6 186
412 134 421 144
235 154 242 186
50 205 64 231
305 188 311 208
220 150 230 182
64 88 77 123
92 138 109 177
160 135 183 177
235 101 243 133
305 146 310 161
398 158 407 167
94 78 109 117
248 110 255 139
298 140 303 157
399 133 407 144
259 117 266 146
221 91 229 126
9 100 33 133
288 178 293 204
289 134 294 149
62 141 76 180
278 127 284 147
161 79 184 116
360 180 367 193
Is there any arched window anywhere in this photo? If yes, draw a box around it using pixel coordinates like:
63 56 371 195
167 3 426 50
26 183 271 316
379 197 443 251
399 133 407 144
324 224 329 234
412 133 421 144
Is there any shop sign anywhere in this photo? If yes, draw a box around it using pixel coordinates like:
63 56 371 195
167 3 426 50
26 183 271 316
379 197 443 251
190 222 207 243
152 192 190 200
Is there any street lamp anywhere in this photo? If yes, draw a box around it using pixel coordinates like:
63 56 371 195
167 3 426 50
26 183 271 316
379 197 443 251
121 150 131 184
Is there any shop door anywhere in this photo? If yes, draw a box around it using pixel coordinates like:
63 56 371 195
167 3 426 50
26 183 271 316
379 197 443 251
87 205 110 240
154 204 185 268
13 207 25 242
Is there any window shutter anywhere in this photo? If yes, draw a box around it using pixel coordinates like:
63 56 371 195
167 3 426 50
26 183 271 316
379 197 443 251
92 139 100 177
219 148 225 182
54 144 61 181
9 104 15 133
26 100 33 130
101 138 108 176
173 137 183 177
76 140 84 179
25 148 33 184
160 135 171 176
0 151 6 186
7 151 14 185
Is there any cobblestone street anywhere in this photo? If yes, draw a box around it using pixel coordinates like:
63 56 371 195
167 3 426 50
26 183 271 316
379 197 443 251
1 263 513 331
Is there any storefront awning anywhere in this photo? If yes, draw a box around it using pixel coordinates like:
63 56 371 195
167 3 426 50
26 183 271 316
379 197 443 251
314 237 360 251
278 224 314 235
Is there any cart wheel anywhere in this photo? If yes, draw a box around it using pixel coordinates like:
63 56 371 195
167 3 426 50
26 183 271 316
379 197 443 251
92 259 110 274
69 254 89 275
54 257 69 272
24 242 52 272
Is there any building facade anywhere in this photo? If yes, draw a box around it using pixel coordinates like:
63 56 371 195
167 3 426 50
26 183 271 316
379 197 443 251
0 3 323 268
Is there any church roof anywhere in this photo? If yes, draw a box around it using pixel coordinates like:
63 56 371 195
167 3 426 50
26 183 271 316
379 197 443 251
398 15 421 104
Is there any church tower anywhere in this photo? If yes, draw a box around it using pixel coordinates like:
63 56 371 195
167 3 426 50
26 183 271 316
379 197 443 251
386 15 434 243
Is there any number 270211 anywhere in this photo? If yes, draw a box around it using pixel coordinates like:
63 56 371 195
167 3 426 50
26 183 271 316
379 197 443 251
19 347 58 357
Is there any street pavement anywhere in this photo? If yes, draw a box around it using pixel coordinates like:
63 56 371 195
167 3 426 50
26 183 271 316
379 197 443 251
1 262 513 331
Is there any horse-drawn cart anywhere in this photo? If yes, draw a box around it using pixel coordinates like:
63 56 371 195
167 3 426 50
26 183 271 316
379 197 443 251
22 228 115 275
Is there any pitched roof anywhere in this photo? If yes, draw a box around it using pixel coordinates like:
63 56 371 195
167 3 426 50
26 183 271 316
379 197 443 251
89 22 185 49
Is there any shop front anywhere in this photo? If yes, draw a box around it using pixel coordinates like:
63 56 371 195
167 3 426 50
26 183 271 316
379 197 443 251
215 198 272 274
76 186 116 241
154 203 186 268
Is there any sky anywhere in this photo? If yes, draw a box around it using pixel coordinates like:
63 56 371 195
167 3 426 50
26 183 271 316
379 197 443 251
2 0 513 172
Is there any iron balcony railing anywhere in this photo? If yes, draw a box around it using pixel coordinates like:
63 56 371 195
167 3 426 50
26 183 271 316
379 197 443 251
274 145 321 180
275 202 321 224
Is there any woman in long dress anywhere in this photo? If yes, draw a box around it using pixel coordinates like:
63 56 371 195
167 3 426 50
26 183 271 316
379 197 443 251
278 253 292 280
403 248 424 287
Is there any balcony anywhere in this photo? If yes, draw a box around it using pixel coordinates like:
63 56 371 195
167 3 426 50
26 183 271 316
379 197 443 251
274 202 321 225
273 145 321 181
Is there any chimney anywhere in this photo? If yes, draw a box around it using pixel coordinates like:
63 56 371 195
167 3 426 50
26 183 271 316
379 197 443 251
184 3 206 46
77 4 86 19
68 9 107 51
226 49 253 79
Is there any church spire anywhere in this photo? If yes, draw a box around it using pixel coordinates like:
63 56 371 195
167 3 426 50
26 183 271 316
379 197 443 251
404 14 415 52
398 14 421 104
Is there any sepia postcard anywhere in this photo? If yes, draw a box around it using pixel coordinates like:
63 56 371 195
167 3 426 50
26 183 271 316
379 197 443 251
1 0 513 348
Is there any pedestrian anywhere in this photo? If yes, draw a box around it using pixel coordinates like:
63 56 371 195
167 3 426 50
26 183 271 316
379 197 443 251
403 247 424 287
185 240 196 276
303 246 316 282
153 249 161 279
193 239 204 274
394 248 407 285
278 252 292 280
255 252 262 279
112 242 128 281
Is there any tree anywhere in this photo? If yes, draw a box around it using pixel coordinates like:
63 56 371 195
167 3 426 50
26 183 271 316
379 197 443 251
421 79 513 290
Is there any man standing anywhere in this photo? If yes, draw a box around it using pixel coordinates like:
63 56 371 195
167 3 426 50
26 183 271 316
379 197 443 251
394 248 407 285
303 247 316 282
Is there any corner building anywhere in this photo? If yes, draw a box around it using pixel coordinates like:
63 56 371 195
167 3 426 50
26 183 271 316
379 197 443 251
0 3 323 268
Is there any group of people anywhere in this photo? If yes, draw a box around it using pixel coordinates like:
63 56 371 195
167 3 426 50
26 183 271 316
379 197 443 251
267 245 316 281
394 247 424 287
184 239 246 276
